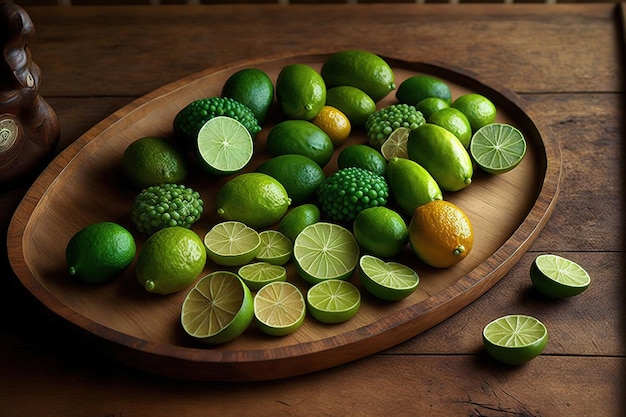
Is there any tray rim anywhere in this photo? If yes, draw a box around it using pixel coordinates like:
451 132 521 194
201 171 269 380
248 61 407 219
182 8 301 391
7 52 562 381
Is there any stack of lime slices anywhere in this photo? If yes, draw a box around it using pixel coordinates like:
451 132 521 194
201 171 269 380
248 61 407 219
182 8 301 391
482 314 548 365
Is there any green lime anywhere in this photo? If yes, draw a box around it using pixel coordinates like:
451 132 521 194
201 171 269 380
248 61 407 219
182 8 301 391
353 207 408 258
380 127 410 161
337 144 387 177
278 203 321 242
407 123 473 192
358 255 419 301
266 120 334 167
196 116 253 175
66 222 136 284
482 315 548 365
181 271 254 344
325 86 377 128
221 68 274 125
386 157 442 216
396 75 452 106
256 154 325 204
204 221 261 267
216 172 291 229
306 279 361 324
451 93 497 132
254 281 306 336
136 227 207 295
414 97 450 120
122 136 187 188
293 222 360 284
321 50 395 102
276 63 326 120
530 254 591 298
470 123 527 174
428 107 472 148
238 261 287 291
256 230 293 266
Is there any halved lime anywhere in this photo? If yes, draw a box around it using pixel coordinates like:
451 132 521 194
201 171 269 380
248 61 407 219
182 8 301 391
256 230 293 265
254 281 306 336
237 261 287 291
358 255 419 301
530 254 591 298
293 222 360 284
306 279 361 324
196 116 253 175
380 127 410 161
482 315 548 365
470 123 527 174
204 221 261 267
181 271 254 344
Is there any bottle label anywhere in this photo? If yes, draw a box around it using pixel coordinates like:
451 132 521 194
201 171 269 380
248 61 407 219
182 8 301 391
0 117 19 153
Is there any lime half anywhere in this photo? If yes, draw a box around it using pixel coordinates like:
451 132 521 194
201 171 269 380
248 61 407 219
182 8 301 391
470 123 527 174
380 127 410 161
204 221 261 267
293 222 360 284
256 230 293 266
181 271 254 345
307 279 361 324
482 315 548 365
254 281 306 336
358 255 419 301
238 262 287 291
196 116 253 175
530 254 591 298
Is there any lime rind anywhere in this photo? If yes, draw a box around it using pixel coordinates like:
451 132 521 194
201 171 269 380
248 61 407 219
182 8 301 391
254 281 306 336
358 255 419 301
204 221 261 267
255 230 293 265
306 279 361 324
238 262 287 291
197 116 253 175
482 314 548 365
530 254 591 298
470 123 527 174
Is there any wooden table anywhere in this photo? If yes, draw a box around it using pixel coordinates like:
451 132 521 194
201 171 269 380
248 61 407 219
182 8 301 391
1 3 624 416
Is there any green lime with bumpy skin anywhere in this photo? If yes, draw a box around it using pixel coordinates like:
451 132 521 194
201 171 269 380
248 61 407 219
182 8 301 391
276 63 326 120
365 103 425 150
122 136 187 188
266 120 334 168
221 68 274 125
337 144 387 177
256 154 325 204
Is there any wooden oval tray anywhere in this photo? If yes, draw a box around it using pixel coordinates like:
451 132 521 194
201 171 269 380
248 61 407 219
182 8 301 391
7 54 561 381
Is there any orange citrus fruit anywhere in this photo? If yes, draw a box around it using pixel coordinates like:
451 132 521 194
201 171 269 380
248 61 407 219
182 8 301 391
408 200 473 268
311 105 351 147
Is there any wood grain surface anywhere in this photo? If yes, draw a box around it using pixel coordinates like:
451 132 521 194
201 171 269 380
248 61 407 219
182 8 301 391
0 2 623 415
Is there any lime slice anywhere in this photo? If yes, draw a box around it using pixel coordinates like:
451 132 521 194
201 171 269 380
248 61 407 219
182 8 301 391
181 271 254 344
237 261 287 291
196 116 253 175
293 222 360 284
255 230 293 265
358 255 419 301
469 123 527 174
482 315 548 365
380 127 410 161
306 279 361 324
530 254 591 298
254 281 306 336
204 221 261 267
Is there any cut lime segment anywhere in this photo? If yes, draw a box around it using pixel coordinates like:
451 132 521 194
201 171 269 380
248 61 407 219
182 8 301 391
306 279 361 324
293 222 360 284
255 230 293 265
204 221 261 267
380 127 410 161
530 254 591 298
358 255 419 301
196 116 253 175
470 123 527 174
238 261 287 291
482 315 548 365
181 271 254 345
254 281 306 336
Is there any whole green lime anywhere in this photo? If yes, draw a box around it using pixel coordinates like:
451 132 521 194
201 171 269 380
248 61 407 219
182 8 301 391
221 68 274 125
325 86 377 128
256 154 325 204
122 136 187 188
276 63 326 120
266 120 334 167
136 226 206 295
396 75 452 106
428 107 472 148
278 203 321 242
337 144 387 177
415 97 450 120
451 93 497 132
216 172 291 229
66 222 136 284
353 206 408 258
386 157 442 216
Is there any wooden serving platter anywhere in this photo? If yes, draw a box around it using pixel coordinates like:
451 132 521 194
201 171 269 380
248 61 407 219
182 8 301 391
7 53 561 381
